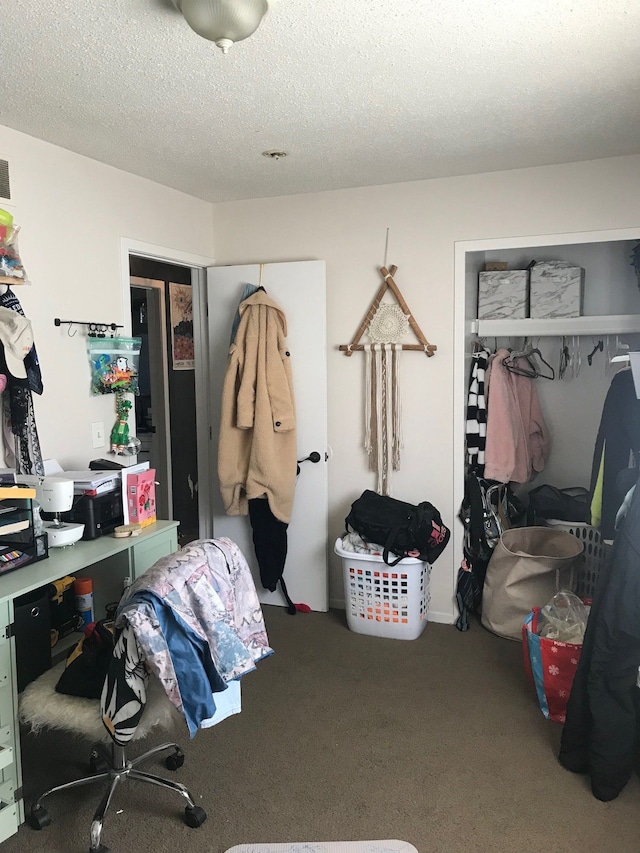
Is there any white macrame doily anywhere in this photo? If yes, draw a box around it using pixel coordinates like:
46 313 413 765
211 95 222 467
367 303 409 343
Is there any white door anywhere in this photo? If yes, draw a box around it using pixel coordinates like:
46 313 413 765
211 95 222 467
207 261 328 612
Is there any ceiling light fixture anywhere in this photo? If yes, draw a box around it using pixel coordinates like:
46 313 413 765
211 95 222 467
172 0 270 54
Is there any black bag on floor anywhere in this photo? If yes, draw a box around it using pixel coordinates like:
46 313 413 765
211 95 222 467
527 485 590 525
345 489 450 566
55 620 114 699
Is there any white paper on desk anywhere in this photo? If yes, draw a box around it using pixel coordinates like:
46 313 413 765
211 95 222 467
61 470 123 493
43 459 64 476
120 461 150 524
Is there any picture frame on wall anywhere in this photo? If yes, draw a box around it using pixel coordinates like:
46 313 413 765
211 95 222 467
169 282 194 370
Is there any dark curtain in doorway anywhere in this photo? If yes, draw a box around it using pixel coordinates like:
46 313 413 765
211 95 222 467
129 256 199 546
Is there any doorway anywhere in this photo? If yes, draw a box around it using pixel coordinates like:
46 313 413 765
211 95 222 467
206 260 329 611
129 256 199 547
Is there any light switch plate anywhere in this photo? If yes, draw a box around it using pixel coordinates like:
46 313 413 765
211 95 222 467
92 421 105 449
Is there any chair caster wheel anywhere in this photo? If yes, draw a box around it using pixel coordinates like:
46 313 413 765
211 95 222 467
184 805 207 828
27 804 51 830
165 749 184 771
89 748 109 775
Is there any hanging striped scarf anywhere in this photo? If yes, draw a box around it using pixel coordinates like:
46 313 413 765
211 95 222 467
364 343 402 495
465 349 490 475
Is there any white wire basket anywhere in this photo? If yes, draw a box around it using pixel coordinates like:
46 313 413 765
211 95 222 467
545 520 609 599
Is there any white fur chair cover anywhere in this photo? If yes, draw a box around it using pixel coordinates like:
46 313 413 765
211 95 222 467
19 662 183 744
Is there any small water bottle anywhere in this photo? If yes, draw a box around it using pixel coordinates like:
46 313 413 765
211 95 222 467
74 577 94 629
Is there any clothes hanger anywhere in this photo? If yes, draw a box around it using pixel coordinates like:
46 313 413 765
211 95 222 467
528 345 556 380
503 338 555 380
571 336 581 377
502 338 537 377
587 339 603 367
559 336 571 381
471 336 490 354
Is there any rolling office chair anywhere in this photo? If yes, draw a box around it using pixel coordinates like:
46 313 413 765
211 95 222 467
19 653 207 853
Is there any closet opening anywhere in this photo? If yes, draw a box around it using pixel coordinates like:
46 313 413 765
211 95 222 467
453 228 640 618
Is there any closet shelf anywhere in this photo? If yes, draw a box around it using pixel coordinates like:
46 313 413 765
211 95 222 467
471 314 640 337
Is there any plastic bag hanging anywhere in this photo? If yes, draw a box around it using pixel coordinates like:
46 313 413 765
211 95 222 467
88 337 141 395
0 209 29 283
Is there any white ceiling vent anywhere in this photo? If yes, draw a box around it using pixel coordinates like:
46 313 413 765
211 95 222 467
0 158 11 203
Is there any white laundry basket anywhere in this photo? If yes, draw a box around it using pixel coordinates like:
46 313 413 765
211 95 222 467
334 538 430 640
545 520 609 599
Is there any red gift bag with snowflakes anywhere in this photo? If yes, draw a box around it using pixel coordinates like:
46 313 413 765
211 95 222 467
522 607 582 723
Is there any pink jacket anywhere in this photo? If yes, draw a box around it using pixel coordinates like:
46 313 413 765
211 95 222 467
484 349 549 484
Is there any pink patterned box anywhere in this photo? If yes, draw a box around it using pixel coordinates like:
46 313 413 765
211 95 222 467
126 468 157 528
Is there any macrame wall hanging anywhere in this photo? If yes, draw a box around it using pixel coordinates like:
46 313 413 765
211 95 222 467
340 265 437 496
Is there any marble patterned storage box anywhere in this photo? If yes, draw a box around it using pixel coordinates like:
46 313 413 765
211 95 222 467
529 261 584 319
478 270 528 319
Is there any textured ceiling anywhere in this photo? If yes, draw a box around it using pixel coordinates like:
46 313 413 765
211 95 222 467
1 0 639 203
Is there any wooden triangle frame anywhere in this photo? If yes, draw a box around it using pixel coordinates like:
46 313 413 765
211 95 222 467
339 265 437 357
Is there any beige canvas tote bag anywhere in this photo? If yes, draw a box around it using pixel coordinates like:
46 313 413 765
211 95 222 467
481 526 584 640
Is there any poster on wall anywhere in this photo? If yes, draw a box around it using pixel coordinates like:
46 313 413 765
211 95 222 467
169 282 194 370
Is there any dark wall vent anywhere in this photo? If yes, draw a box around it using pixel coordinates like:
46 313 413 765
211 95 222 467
0 159 11 201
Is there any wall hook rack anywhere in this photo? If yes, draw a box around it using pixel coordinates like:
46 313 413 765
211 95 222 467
54 318 124 338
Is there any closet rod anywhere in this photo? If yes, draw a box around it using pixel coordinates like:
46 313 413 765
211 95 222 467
473 315 640 337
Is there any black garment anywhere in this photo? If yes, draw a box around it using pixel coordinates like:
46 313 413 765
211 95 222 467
0 288 43 395
455 562 486 631
559 471 640 800
0 288 44 476
248 496 288 591
589 368 640 539
248 497 297 615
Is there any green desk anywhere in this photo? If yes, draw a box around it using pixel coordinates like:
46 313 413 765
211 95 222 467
0 520 179 844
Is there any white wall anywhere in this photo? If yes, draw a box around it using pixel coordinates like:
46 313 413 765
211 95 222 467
5 123 639 622
0 126 214 470
209 154 640 620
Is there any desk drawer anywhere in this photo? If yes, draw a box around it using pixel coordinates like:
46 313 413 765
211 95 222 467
0 778 17 842
14 587 51 694
0 744 12 773
131 530 178 580
0 600 12 710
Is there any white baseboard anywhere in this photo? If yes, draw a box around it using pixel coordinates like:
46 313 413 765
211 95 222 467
427 610 455 625
329 597 455 626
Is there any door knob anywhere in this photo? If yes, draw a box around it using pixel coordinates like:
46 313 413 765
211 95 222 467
296 451 324 475
297 451 322 465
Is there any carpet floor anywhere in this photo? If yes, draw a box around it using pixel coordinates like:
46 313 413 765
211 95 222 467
6 605 640 853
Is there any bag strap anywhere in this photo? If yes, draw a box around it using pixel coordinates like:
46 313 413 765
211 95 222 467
382 527 404 566
464 475 486 554
92 620 114 647
554 565 577 594
494 484 510 531
279 577 298 616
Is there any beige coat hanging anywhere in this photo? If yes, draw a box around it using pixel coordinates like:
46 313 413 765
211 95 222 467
218 290 297 523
